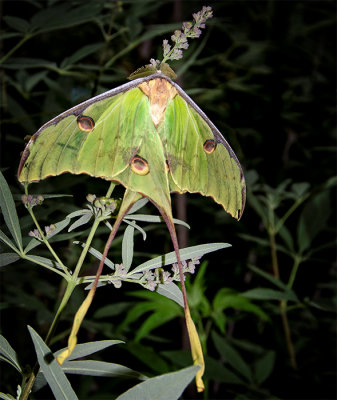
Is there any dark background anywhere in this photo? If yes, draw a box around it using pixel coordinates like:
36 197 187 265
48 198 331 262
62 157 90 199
0 0 336 399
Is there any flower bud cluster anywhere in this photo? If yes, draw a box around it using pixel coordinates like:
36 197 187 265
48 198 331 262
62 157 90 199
21 194 44 208
106 256 201 291
109 263 127 288
141 256 201 292
29 224 56 240
162 6 213 62
86 194 118 218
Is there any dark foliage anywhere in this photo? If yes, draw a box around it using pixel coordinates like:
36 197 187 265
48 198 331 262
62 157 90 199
0 0 335 399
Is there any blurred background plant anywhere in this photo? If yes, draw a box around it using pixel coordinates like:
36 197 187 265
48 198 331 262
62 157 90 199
0 0 335 399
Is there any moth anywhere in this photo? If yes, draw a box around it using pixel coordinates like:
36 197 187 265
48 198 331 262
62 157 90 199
18 66 246 392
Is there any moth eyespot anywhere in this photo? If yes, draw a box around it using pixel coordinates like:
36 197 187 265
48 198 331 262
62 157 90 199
203 139 216 154
130 155 149 175
77 115 95 132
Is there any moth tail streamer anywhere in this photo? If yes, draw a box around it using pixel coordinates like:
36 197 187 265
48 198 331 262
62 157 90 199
57 189 142 365
158 206 205 392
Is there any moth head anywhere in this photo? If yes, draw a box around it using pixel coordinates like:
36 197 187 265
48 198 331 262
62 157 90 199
128 62 176 81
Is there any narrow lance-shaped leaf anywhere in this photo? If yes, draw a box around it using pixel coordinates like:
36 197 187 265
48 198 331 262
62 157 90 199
28 326 78 400
115 365 199 400
0 171 22 251
0 335 22 373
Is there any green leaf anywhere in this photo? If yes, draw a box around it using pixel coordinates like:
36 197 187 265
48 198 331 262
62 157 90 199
68 211 92 232
115 365 199 400
290 182 310 198
246 190 268 226
93 302 131 319
25 71 48 92
0 229 18 252
212 332 253 383
28 326 78 400
278 223 294 252
3 16 30 32
62 360 147 379
26 255 64 271
73 241 114 270
23 238 42 254
156 282 184 307
124 214 190 229
123 219 147 241
35 359 146 392
204 356 245 384
127 198 149 214
254 350 276 385
60 43 105 69
0 393 16 400
238 233 270 248
0 335 22 373
131 243 231 274
118 302 165 333
297 191 330 253
242 288 298 302
135 305 181 342
122 224 134 272
126 342 169 374
161 349 191 368
247 264 291 291
30 3 102 34
55 340 124 361
212 288 269 332
0 253 20 267
0 171 22 251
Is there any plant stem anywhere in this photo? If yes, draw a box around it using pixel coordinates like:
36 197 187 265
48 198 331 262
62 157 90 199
22 254 68 279
72 181 116 279
0 34 33 65
20 217 101 399
20 182 120 398
20 282 76 400
269 232 280 279
27 207 70 277
105 182 116 198
72 218 101 279
269 231 297 369
275 195 309 234
287 255 301 289
280 300 298 369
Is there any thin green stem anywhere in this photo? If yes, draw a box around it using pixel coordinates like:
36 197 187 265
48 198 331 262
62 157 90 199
275 195 309 234
269 233 280 279
23 254 68 279
280 300 298 369
287 255 302 289
72 217 101 279
0 34 33 65
268 229 297 369
27 207 70 277
72 180 116 280
105 182 116 198
45 282 77 345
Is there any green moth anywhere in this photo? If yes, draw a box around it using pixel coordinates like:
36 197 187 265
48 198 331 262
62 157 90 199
18 66 246 392
18 70 246 220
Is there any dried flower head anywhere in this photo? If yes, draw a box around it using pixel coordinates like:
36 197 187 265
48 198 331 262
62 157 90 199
161 6 213 63
28 229 42 240
22 194 44 208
